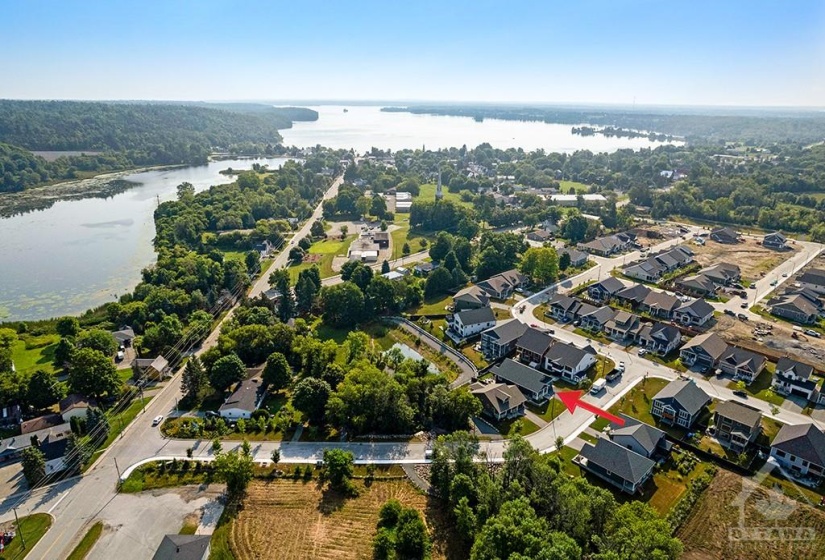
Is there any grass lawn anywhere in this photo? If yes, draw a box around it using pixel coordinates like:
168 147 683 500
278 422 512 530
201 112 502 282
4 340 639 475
494 416 540 437
527 397 566 423
417 183 473 208
65 521 104 560
645 456 716 515
0 513 52 559
578 432 597 444
573 327 611 344
10 333 59 375
87 396 153 466
758 416 785 445
556 445 583 478
558 180 591 194
179 518 199 535
643 351 687 373
591 377 670 431
409 293 452 316
726 367 784 406
287 234 355 282
389 215 431 261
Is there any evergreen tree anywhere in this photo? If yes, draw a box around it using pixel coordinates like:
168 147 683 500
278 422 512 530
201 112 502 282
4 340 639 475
21 446 46 487
86 407 110 446
182 356 208 405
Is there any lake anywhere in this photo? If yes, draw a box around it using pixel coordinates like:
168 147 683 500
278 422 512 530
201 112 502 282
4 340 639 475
0 157 291 321
0 106 677 322
279 105 679 153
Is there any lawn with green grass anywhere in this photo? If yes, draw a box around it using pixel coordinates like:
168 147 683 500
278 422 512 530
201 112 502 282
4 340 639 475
527 397 566 423
494 416 540 437
417 183 473 208
726 367 784 406
287 234 355 282
409 293 452 316
0 513 52 559
590 377 670 431
10 333 59 375
65 521 103 560
643 351 687 373
558 180 591 194
555 445 583 477
389 215 431 261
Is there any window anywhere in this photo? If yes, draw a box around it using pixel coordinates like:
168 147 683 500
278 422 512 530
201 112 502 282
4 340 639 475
774 450 786 458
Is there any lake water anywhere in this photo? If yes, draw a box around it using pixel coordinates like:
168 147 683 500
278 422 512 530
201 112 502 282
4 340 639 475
0 106 677 322
0 157 291 321
279 105 679 153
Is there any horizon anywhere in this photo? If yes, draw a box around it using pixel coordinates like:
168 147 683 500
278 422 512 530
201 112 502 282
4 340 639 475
2 0 824 106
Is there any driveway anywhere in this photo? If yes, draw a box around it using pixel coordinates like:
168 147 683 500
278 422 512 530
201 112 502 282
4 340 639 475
0 462 25 498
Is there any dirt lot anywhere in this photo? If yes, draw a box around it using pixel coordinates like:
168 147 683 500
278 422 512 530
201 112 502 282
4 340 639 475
222 479 459 560
691 237 794 281
678 470 825 560
715 313 825 368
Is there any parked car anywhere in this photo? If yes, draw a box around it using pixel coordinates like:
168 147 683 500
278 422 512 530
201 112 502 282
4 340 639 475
737 313 749 321
638 348 647 356
733 390 748 398
740 302 748 309
204 411 220 418
606 369 622 381
152 415 164 426
804 329 822 338
749 283 756 289
770 280 778 286
116 350 125 362
617 361 626 371
724 309 736 317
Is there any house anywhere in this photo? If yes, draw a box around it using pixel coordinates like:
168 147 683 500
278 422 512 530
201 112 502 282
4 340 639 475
453 285 490 311
395 201 412 213
0 404 22 426
42 432 71 475
446 307 497 341
651 379 711 428
546 294 586 322
477 269 527 299
543 341 597 383
614 284 652 307
516 327 555 366
152 534 211 560
609 414 672 459
0 422 71 466
133 355 170 381
772 357 818 400
490 358 553 404
480 320 528 361
712 401 762 453
674 298 715 327
578 235 628 257
623 260 666 283
59 394 98 423
710 227 741 244
382 270 405 282
580 306 617 332
769 423 825 481
413 262 439 276
551 193 607 206
20 414 64 435
470 381 527 421
604 311 643 340
718 346 767 385
559 247 589 268
639 291 681 319
768 293 819 324
637 323 682 356
675 274 718 297
679 332 729 370
577 437 656 494
372 231 390 249
526 229 554 243
763 232 787 250
348 237 380 262
700 263 741 286
588 277 629 302
797 269 825 295
111 327 136 348
219 377 266 420
624 246 692 283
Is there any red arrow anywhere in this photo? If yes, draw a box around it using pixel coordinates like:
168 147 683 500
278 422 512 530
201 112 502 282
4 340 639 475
556 390 625 426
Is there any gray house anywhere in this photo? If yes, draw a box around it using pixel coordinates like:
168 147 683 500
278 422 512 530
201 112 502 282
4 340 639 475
491 359 553 404
470 381 526 421
770 423 825 481
480 320 528 361
609 414 672 459
651 379 711 429
712 400 762 453
577 437 656 494
679 332 729 370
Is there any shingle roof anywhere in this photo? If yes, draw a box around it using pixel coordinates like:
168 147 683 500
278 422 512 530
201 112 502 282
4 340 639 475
219 377 264 413
680 332 729 361
720 346 767 373
59 394 98 414
579 437 655 485
559 247 588 263
653 379 711 416
616 284 652 303
776 357 814 380
543 341 595 370
152 534 211 560
641 291 680 313
483 320 528 346
769 294 819 317
454 306 496 327
611 414 667 456
677 298 715 317
454 285 490 306
715 400 762 429
677 274 718 293
592 277 628 294
798 269 825 287
471 382 527 415
582 306 617 325
111 327 135 342
491 359 551 395
516 327 555 356
772 423 825 468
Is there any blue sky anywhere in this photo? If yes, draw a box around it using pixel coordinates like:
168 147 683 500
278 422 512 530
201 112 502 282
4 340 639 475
2 0 824 106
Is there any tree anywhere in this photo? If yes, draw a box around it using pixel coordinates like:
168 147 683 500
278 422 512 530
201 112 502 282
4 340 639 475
176 181 195 200
598 501 683 559
310 220 326 238
85 407 110 446
296 273 319 315
182 356 208 404
214 448 255 505
56 316 80 337
68 348 121 400
244 250 260 273
318 282 365 328
519 246 559 285
562 213 589 243
350 264 374 292
292 377 331 425
340 224 349 239
559 251 571 271
21 446 46 487
209 353 247 392
429 232 453 262
53 337 76 370
263 352 291 391
322 448 354 490
269 268 295 321
381 260 391 274
26 369 65 410
379 499 403 527
424 267 454 297
76 329 118 356
64 433 92 474
395 508 431 559
402 242 411 256
371 195 387 218
344 331 370 363
271 449 281 464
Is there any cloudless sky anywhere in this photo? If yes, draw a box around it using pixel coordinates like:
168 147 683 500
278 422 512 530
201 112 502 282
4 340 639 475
2 0 824 106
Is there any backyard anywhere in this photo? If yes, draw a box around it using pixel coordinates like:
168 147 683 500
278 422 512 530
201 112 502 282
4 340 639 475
288 234 356 282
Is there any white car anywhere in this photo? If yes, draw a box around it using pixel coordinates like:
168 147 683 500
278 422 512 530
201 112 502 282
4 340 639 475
617 361 626 371
152 415 164 427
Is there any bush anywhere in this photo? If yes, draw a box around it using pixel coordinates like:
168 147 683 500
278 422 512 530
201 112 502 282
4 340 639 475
379 499 402 528
251 409 271 421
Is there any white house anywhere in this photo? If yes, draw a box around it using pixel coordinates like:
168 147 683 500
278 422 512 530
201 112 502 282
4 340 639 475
446 307 496 341
219 377 266 420
770 423 825 481
542 341 597 383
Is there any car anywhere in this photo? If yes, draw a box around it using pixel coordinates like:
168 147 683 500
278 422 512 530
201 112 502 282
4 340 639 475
724 309 736 317
737 313 748 321
116 350 125 362
782 272 788 277
152 415 164 426
638 348 647 356
740 302 748 309
770 280 778 286
749 283 756 289
573 319 581 327
606 369 622 381
733 390 748 398
804 329 822 338
617 361 625 371
531 323 539 328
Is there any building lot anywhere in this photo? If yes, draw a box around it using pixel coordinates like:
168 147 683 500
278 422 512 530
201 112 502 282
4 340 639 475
714 313 825 367
690 236 794 282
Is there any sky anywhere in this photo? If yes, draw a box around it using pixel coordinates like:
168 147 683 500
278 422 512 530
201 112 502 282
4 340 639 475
2 0 824 107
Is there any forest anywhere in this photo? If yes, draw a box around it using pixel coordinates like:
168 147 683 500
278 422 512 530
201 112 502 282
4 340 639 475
0 101 317 192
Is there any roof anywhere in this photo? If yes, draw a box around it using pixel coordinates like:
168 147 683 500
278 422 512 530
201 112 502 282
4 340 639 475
711 227 740 242
516 327 555 356
579 437 655 485
543 341 595 370
798 269 825 287
680 332 729 361
677 298 715 317
559 247 588 262
0 422 71 457
581 306 617 325
771 423 825 468
769 294 819 317
776 357 814 380
764 232 787 243
152 534 211 560
677 274 717 293
641 291 680 313
453 285 490 306
491 359 551 395
372 231 390 241
20 414 65 435
482 320 528 346
720 346 767 373
59 394 98 414
701 263 740 283
592 277 628 294
111 327 135 342
453 306 496 327
653 379 711 417
471 382 527 415
527 229 554 240
611 414 667 456
616 284 652 303
715 400 762 429
219 377 264 413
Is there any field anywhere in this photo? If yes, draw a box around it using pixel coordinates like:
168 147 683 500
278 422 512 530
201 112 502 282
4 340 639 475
558 180 592 194
591 377 670 431
212 479 458 560
288 234 356 282
690 237 792 282
678 470 825 560
10 333 59 375
0 513 52 560
389 215 431 261
417 183 473 208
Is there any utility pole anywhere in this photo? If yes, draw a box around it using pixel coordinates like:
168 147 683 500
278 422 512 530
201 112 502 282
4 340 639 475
13 507 26 549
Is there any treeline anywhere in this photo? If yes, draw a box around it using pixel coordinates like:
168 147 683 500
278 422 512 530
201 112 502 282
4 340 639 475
383 104 825 144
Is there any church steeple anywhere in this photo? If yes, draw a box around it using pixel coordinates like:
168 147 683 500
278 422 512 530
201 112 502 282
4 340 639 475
436 170 443 201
